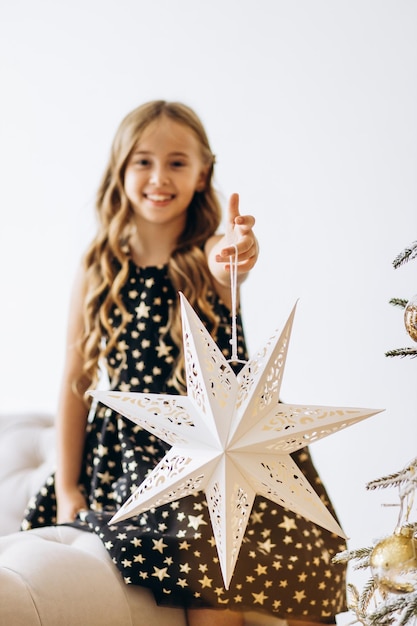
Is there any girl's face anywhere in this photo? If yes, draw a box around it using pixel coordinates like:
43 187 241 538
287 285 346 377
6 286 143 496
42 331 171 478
124 116 207 231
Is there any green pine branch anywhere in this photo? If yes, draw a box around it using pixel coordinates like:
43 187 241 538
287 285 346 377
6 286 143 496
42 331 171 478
387 241 417 358
385 347 417 358
333 546 373 569
392 241 417 269
368 591 417 625
400 594 417 625
389 298 408 309
366 459 417 491
358 577 379 614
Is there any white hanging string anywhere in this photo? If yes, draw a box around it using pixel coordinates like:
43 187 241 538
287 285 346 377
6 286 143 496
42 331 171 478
227 244 247 365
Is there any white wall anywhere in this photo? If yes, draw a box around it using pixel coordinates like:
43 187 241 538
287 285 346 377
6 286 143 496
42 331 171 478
1 0 416 594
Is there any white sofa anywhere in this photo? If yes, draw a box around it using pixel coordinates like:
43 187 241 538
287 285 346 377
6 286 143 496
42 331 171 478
0 413 285 626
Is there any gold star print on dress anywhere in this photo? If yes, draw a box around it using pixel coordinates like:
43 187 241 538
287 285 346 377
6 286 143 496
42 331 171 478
92 293 382 589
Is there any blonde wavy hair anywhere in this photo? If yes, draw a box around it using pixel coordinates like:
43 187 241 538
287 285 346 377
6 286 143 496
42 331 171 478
77 100 222 398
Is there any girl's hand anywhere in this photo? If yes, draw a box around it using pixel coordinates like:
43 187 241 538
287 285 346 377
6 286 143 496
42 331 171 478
205 193 258 307
56 486 88 524
208 193 258 279
214 193 258 274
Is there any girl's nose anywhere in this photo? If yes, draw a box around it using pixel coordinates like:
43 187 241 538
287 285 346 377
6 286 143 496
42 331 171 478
150 166 169 186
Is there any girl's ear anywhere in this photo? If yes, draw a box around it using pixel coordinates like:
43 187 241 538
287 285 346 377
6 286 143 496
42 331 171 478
196 167 209 192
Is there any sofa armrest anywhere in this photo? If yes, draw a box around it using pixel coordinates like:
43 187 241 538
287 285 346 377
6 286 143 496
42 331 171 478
0 413 55 536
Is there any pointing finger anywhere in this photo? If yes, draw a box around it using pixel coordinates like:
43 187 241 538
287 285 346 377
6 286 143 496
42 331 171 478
226 193 240 243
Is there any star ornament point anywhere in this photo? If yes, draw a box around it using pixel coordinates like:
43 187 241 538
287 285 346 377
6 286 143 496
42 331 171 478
91 293 382 589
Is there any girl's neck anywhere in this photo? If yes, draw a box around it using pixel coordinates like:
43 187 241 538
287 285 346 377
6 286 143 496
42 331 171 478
129 222 180 267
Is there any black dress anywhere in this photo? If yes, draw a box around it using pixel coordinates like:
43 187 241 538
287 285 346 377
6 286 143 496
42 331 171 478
22 261 347 623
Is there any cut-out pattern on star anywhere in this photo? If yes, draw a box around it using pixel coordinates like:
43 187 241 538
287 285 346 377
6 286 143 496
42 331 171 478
91 294 382 589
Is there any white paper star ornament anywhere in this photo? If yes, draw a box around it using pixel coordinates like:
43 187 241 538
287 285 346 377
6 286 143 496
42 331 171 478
91 293 382 589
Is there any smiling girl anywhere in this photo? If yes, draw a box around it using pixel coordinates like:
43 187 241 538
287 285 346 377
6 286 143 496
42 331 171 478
22 100 346 625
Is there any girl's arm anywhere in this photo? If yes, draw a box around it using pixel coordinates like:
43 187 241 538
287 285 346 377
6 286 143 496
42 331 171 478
205 193 258 309
54 264 91 523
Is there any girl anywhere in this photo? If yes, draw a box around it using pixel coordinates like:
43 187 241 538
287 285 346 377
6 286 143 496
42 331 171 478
23 100 347 625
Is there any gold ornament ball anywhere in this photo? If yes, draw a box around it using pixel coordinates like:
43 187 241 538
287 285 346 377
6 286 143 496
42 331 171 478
370 529 417 594
404 294 417 342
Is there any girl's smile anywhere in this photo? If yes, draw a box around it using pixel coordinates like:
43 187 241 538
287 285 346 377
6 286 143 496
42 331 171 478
143 192 176 208
144 193 175 203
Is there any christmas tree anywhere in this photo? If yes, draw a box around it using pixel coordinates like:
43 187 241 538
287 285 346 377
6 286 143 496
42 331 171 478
334 241 417 625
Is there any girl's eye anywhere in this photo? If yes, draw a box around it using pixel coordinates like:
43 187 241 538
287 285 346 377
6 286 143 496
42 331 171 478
129 156 151 167
136 158 150 167
171 161 186 168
